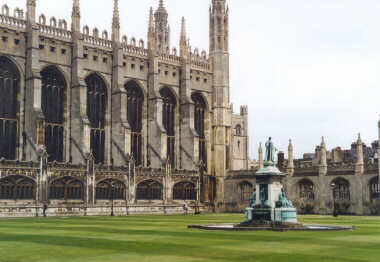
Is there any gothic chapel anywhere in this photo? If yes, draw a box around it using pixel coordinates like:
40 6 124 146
0 0 249 215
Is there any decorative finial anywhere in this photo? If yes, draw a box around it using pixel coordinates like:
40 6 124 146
159 0 164 8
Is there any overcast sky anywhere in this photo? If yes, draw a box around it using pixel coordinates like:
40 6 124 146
6 0 380 159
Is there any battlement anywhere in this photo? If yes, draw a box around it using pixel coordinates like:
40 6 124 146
240 106 248 116
0 1 214 72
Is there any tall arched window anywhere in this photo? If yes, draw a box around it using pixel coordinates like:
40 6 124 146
160 88 176 168
136 180 163 200
96 179 126 200
41 66 66 162
86 74 107 164
332 178 350 202
49 177 84 200
239 181 253 201
370 177 379 202
298 179 315 201
173 182 197 200
192 93 207 169
125 81 143 166
0 176 35 200
0 57 19 160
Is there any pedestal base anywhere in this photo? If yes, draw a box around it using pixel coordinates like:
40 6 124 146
245 207 298 223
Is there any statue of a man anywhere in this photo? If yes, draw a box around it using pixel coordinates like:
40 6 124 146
265 137 277 163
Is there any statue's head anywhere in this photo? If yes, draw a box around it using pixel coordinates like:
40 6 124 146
269 137 272 141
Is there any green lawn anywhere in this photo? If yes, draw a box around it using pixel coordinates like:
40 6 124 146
0 214 379 262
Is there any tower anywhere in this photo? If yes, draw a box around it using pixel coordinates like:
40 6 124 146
210 0 230 206
154 0 170 53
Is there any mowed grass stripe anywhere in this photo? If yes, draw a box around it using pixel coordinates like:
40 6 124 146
0 214 379 262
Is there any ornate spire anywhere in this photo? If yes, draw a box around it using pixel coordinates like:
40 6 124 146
112 0 120 42
112 0 120 29
72 0 80 18
26 0 36 23
181 17 186 39
71 0 80 32
258 142 263 169
287 139 294 172
154 0 170 53
356 133 364 172
288 139 293 150
321 136 326 148
180 17 187 57
357 133 362 145
149 7 154 31
148 7 155 51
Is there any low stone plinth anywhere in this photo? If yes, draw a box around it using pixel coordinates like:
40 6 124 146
188 223 353 232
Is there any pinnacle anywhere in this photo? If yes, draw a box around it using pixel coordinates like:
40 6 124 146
112 0 120 28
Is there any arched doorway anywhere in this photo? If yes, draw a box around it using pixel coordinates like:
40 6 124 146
332 178 351 214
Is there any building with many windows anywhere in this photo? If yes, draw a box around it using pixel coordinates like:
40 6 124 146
0 0 250 216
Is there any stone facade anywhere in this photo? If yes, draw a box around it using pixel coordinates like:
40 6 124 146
224 133 380 215
0 0 249 216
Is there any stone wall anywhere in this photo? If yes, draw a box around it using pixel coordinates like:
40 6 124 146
224 164 380 215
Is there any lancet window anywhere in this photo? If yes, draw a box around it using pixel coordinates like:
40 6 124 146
41 66 66 162
86 74 107 164
161 88 176 168
126 82 143 166
0 57 19 160
192 93 207 169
